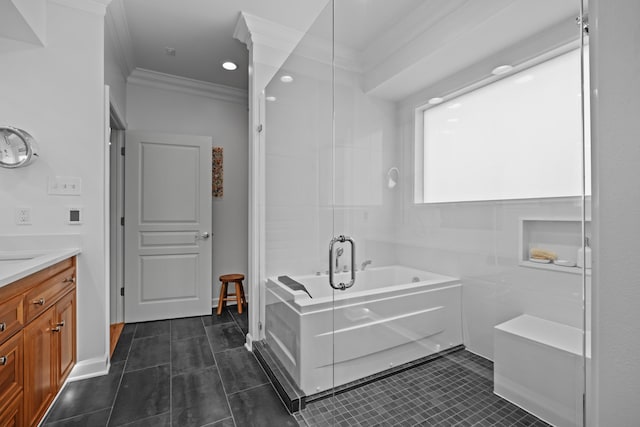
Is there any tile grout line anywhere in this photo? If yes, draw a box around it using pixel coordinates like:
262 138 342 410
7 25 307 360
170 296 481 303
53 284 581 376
203 311 239 427
46 407 114 426
105 323 136 427
234 309 301 423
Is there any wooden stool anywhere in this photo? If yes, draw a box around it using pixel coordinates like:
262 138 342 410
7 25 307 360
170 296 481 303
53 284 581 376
217 273 246 315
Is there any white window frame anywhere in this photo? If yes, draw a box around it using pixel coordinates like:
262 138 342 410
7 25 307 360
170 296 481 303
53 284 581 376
414 43 589 204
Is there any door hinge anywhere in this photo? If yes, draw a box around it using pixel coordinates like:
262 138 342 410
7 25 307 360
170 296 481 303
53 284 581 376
120 287 124 296
120 217 124 226
120 147 125 156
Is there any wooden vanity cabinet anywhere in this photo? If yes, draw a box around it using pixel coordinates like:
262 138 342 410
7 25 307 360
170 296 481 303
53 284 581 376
54 291 75 389
23 308 56 427
0 256 76 427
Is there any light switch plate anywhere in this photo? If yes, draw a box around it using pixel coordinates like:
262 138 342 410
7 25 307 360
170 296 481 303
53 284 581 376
48 176 82 195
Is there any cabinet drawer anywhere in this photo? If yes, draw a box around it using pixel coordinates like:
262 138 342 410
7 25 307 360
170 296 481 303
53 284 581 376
0 331 23 411
24 267 75 323
0 295 23 346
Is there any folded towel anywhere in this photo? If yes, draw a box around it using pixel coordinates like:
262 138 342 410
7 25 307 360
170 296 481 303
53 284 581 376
530 248 558 261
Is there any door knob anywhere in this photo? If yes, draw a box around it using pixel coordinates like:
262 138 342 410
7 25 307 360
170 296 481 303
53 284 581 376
201 232 210 239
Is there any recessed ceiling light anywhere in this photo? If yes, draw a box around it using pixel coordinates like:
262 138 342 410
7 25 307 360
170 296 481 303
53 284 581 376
280 75 294 83
428 97 443 105
265 96 277 102
222 61 238 71
491 65 513 75
165 47 176 56
447 103 461 109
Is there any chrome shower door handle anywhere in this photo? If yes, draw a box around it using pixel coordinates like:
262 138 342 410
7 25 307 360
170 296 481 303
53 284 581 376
329 235 356 291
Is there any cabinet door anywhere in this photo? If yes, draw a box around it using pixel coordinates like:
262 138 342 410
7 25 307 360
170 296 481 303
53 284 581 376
0 332 23 411
0 392 23 427
55 291 75 388
24 307 56 427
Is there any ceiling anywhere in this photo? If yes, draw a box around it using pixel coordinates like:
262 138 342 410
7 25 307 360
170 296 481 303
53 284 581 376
107 0 330 90
108 0 580 99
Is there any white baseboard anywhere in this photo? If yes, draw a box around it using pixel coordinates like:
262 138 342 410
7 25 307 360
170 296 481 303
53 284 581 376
211 297 245 307
245 332 254 351
67 353 110 381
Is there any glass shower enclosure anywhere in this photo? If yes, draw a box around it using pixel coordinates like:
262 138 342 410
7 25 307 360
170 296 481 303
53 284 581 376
256 1 590 425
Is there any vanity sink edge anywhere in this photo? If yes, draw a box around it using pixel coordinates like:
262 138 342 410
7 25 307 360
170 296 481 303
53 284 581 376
0 248 81 288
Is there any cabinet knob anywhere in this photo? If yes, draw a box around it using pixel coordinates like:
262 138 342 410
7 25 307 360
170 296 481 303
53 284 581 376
64 277 75 283
56 321 65 327
0 356 6 365
0 322 5 332
33 298 45 306
51 327 60 333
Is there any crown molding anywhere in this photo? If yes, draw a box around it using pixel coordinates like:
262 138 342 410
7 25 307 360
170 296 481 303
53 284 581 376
234 12 304 54
234 11 361 73
128 68 247 105
105 0 134 78
50 0 111 15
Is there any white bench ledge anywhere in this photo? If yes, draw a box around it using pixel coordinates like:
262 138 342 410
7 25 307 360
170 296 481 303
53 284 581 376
495 315 586 357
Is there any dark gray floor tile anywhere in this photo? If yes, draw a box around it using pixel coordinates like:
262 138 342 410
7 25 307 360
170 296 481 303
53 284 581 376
125 334 170 372
109 361 126 376
111 331 134 363
172 366 232 427
45 371 121 422
44 408 110 427
115 412 171 427
206 418 235 427
229 384 297 427
171 316 206 340
216 347 269 394
133 320 170 339
122 323 137 335
230 308 249 334
171 334 215 375
202 309 235 326
206 323 246 353
108 365 170 426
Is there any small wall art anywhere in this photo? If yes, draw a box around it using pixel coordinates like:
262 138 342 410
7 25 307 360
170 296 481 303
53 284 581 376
212 146 223 198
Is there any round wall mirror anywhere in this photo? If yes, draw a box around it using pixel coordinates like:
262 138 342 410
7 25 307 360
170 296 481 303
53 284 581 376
0 126 39 168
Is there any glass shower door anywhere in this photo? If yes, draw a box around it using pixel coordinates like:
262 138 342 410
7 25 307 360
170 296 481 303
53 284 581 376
263 0 589 426
262 2 338 424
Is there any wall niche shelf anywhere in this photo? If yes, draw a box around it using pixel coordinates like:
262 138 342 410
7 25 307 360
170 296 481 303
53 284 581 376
519 217 591 276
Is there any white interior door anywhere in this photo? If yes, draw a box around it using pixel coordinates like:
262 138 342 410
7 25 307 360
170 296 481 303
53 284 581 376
124 131 212 323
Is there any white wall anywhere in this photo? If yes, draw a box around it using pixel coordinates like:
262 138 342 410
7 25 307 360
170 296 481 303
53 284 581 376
590 0 640 424
0 1 109 377
395 70 587 359
126 81 249 302
104 20 127 120
264 50 397 279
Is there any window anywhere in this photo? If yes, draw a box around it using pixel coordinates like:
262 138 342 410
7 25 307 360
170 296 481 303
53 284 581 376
416 48 589 203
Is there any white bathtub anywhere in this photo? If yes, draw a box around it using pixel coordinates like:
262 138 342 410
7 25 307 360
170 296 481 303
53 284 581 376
265 265 463 395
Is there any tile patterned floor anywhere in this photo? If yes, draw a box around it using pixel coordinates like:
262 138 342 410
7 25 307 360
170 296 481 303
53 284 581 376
42 307 298 427
295 350 552 427
44 312 553 427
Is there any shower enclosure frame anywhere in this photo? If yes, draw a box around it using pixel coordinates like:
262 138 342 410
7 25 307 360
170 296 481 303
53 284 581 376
244 1 591 425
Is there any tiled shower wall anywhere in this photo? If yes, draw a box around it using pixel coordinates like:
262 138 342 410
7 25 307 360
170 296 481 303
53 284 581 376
264 30 587 362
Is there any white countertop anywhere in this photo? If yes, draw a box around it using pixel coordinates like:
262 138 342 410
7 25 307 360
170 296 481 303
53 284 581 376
0 248 81 288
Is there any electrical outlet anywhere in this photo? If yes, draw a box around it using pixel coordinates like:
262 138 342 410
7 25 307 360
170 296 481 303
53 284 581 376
15 208 32 225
